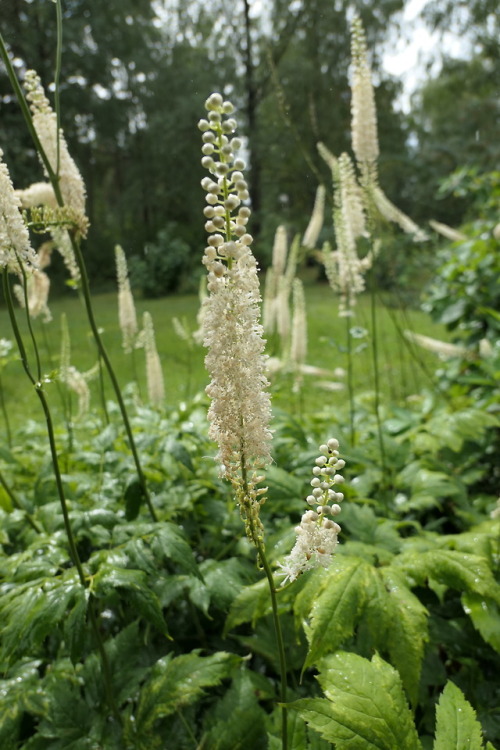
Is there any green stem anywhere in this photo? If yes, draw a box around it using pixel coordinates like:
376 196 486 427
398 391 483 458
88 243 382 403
3 268 122 727
0 467 41 533
0 33 61 197
256 539 289 750
0 28 156 522
240 451 288 750
71 237 157 521
0 370 13 448
18 256 42 382
345 314 355 446
54 0 63 176
97 350 110 426
369 268 387 478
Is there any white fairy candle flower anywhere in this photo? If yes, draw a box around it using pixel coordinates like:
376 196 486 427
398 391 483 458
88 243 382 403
350 16 379 172
15 182 58 209
115 245 139 354
13 269 51 322
23 70 88 237
199 93 272 545
278 438 345 584
325 153 369 316
302 184 326 250
290 278 307 368
0 148 39 276
142 311 165 409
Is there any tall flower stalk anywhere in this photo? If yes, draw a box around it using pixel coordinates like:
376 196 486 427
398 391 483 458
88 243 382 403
0 149 121 727
198 93 288 748
0 10 157 523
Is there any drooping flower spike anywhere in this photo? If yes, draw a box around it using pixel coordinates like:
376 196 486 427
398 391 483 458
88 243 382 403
278 438 345 583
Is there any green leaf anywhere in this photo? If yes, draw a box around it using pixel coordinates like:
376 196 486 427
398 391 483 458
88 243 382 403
378 567 428 707
267 702 309 750
64 588 89 664
202 670 268 749
225 577 270 634
151 523 201 578
265 465 304 502
291 652 421 749
136 651 240 732
0 573 82 661
434 681 484 750
303 557 370 669
93 565 167 634
168 440 194 472
462 592 500 653
105 622 151 706
395 550 500 605
124 479 144 521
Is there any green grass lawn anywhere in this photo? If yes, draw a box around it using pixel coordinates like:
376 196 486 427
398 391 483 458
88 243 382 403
0 281 448 432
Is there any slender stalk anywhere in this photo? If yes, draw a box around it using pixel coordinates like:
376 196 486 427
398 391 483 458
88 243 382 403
54 0 63 176
240 454 288 750
97 350 110 426
0 468 41 533
18 257 42 382
256 539 288 749
0 33 61 193
369 270 387 477
0 370 13 448
0 24 156 522
71 237 157 520
345 314 355 446
3 268 122 727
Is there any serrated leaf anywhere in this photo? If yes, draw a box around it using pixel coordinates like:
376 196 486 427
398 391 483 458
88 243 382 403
202 670 268 749
136 651 239 732
151 523 201 578
93 565 167 634
304 557 370 669
434 681 483 750
462 592 500 653
124 480 144 521
291 652 421 750
0 572 82 661
225 577 270 634
267 702 309 750
104 622 151 705
293 567 329 629
379 567 428 706
395 550 500 605
64 588 89 664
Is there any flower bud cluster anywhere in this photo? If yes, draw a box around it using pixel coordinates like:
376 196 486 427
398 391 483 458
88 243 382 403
198 93 253 287
278 438 345 584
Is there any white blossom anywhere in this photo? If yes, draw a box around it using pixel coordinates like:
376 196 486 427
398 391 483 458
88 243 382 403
143 311 165 408
24 70 88 236
200 94 272 543
350 17 379 169
0 149 38 276
115 245 138 354
302 185 325 250
278 438 345 584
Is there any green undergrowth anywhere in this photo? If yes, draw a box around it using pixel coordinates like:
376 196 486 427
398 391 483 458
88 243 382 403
1 390 499 748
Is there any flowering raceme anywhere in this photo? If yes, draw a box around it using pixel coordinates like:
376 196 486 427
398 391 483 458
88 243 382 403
278 438 345 583
23 70 88 237
0 148 38 276
198 93 272 544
